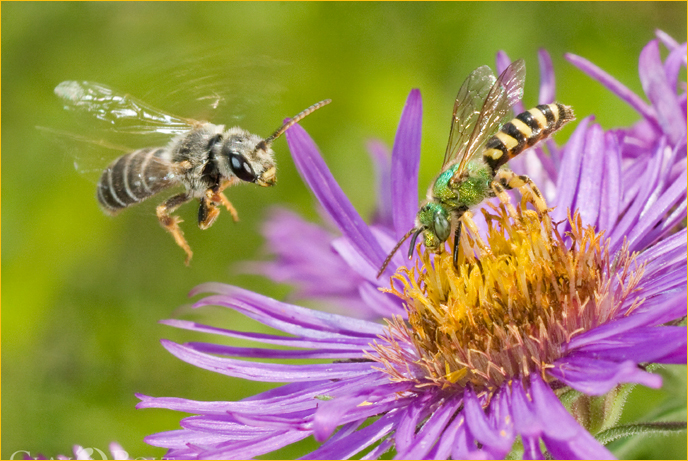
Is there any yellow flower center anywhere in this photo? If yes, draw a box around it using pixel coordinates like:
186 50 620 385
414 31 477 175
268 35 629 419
373 195 644 393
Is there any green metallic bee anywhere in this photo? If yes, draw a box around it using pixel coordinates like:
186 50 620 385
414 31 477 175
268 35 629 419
377 59 575 277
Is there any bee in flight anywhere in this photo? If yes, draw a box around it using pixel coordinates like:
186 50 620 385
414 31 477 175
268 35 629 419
54 81 330 264
377 59 575 277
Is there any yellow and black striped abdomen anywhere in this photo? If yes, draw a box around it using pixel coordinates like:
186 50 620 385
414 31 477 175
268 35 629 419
483 103 575 173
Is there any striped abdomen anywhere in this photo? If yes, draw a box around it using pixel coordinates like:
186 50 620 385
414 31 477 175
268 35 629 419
97 147 178 214
483 103 575 173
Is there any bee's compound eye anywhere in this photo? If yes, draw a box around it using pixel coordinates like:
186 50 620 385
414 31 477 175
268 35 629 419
434 213 450 242
229 153 256 182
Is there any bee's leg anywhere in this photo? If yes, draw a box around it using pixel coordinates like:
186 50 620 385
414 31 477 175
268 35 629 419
156 192 194 265
198 196 221 230
492 170 552 238
490 179 519 219
206 178 240 222
493 170 548 215
452 219 462 269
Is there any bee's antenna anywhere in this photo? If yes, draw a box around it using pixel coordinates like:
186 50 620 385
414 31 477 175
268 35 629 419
263 99 332 148
376 227 421 278
407 227 423 259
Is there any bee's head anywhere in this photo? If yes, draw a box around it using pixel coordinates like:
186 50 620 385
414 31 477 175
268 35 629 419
375 203 451 278
216 128 277 187
417 202 451 252
214 99 331 188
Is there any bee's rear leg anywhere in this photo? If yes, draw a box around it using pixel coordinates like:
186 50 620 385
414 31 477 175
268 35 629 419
490 178 519 219
156 192 193 265
492 170 552 238
493 170 548 215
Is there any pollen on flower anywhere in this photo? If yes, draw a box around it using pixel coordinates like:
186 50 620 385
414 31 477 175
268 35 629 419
372 192 646 393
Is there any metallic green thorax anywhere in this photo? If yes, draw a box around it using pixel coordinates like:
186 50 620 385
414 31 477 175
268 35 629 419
433 160 492 209
417 159 493 250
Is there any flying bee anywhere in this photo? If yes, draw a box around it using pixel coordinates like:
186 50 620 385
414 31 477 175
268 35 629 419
377 59 575 277
53 81 330 264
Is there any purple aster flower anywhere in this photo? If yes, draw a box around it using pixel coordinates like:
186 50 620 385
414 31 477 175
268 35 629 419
138 32 686 459
239 91 422 320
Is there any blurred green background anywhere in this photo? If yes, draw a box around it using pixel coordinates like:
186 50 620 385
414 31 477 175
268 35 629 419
2 2 685 459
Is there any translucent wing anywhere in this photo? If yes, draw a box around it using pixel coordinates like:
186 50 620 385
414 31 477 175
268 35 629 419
54 81 201 136
442 59 526 174
36 125 181 189
442 65 498 167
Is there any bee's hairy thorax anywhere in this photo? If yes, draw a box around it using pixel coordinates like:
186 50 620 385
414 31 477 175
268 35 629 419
432 160 492 210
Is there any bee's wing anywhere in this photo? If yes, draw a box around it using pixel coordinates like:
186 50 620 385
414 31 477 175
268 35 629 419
442 65 498 168
443 59 526 175
37 126 183 190
54 81 202 136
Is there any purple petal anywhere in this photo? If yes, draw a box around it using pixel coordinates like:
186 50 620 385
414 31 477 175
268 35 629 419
391 89 422 237
552 116 591 223
598 132 622 233
450 415 492 460
326 420 365 445
241 207 362 298
394 391 436 454
638 270 687 303
656 29 681 50
358 281 405 317
495 50 511 74
312 396 366 442
609 138 665 252
629 169 687 250
538 49 556 104
205 430 308 459
551 355 662 394
141 374 393 416
144 427 235 448
360 439 393 460
496 51 525 115
572 326 687 364
286 123 388 269
566 292 687 349
193 285 385 337
509 380 536 430
566 53 660 130
312 383 416 441
160 318 369 351
530 374 615 459
195 294 377 343
575 123 605 227
598 131 622 233
637 229 687 278
488 386 515 444
399 396 463 459
639 39 686 144
185 341 364 360
161 339 376 382
367 139 394 229
181 414 276 435
463 386 513 455
301 411 399 460
522 436 545 460
663 43 687 92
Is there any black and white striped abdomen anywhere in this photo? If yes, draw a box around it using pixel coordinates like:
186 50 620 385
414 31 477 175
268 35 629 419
483 103 575 173
97 147 178 214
